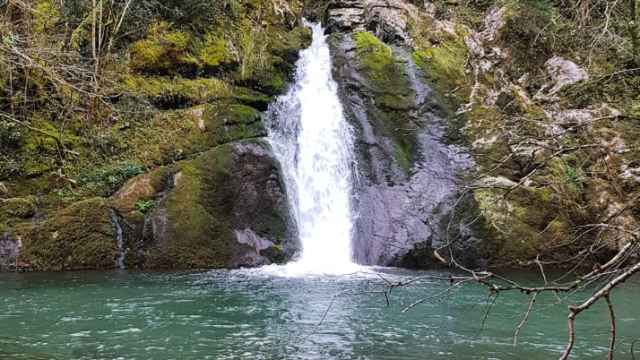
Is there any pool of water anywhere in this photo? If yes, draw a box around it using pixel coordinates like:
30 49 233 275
0 268 638 359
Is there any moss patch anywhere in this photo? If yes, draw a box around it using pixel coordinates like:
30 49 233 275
145 140 293 268
1 196 36 220
146 157 234 268
122 76 231 109
19 198 119 271
179 101 267 154
129 22 199 76
352 32 414 111
412 33 470 111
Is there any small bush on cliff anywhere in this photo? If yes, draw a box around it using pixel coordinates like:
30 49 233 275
502 1 556 75
136 200 155 213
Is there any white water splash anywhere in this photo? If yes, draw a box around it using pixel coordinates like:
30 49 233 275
267 24 360 276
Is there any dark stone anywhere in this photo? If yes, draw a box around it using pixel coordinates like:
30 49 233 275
496 91 515 109
330 31 473 266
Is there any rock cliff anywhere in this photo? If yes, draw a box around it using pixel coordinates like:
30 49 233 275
2 0 639 270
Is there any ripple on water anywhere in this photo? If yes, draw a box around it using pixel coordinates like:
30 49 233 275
0 268 638 360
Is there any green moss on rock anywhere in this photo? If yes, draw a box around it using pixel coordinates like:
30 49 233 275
198 34 232 68
475 185 568 266
179 101 267 154
129 22 197 75
19 198 119 271
145 140 294 268
352 32 414 111
412 34 470 111
231 87 275 111
1 196 36 220
122 76 231 109
146 157 234 268
204 102 264 140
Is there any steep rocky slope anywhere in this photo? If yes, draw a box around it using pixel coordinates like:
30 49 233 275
323 0 640 267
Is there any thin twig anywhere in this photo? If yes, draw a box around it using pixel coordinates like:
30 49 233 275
605 294 615 360
514 292 538 346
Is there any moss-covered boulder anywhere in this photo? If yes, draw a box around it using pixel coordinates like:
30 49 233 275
17 198 119 271
144 140 295 268
109 139 295 269
0 196 37 232
109 165 180 267
0 196 36 220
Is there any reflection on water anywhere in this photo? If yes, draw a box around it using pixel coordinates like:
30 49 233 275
0 268 638 359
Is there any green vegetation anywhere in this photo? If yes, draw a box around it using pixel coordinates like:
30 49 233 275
129 23 197 75
0 0 309 270
352 32 413 110
0 0 308 221
18 198 119 271
136 200 155 213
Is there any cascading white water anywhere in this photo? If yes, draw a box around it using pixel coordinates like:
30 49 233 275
110 209 125 268
267 24 360 275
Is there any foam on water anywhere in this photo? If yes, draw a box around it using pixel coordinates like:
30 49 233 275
267 24 360 276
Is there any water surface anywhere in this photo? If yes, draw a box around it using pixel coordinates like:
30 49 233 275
1 268 638 359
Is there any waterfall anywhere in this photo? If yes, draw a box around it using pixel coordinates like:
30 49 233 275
267 24 359 275
110 209 125 268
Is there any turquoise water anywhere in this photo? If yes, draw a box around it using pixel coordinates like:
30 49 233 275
0 268 638 359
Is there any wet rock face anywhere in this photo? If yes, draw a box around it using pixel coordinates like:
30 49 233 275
232 229 275 268
329 31 471 266
110 140 296 269
109 165 179 267
326 0 414 43
0 233 19 270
